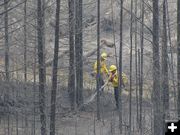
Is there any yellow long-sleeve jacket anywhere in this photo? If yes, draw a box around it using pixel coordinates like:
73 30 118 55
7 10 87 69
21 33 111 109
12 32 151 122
93 60 108 75
109 71 128 87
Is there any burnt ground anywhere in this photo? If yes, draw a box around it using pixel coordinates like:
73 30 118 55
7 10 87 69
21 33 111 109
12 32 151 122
0 83 176 135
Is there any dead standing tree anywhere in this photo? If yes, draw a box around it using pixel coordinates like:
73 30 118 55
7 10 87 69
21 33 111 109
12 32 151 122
134 0 139 127
96 0 101 120
162 0 169 111
118 0 123 133
75 0 83 106
68 0 75 110
139 0 144 134
4 0 10 135
162 0 169 134
50 0 61 135
37 0 47 135
167 0 176 110
177 0 180 119
129 0 133 134
152 0 163 135
24 0 27 89
23 0 28 133
4 0 10 88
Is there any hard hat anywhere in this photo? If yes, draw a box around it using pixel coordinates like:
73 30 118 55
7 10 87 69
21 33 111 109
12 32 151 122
101 52 107 60
109 65 117 72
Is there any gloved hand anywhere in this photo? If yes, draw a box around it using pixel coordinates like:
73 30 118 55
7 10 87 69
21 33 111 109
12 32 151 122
109 78 113 82
109 74 115 82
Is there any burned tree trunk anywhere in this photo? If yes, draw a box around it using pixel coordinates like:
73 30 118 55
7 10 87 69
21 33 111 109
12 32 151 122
118 0 123 133
96 0 101 120
68 0 75 110
37 0 47 135
4 0 10 134
139 0 144 133
4 0 9 82
129 0 133 134
23 0 28 134
177 0 180 119
152 0 163 135
50 0 61 135
162 0 169 114
162 0 169 134
134 0 139 126
75 0 83 106
24 0 27 84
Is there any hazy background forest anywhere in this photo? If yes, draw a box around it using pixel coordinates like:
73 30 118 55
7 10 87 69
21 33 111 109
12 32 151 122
0 0 179 135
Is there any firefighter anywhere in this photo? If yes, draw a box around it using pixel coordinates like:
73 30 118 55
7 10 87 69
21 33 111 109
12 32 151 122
108 65 128 109
93 52 109 90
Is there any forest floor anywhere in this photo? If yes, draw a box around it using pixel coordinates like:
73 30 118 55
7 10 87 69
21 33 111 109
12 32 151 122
53 90 152 135
0 84 175 135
